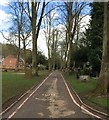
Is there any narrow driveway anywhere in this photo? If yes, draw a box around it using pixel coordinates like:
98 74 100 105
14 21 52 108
3 71 94 119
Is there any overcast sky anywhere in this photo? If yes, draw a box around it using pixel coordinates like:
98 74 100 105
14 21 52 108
0 1 91 58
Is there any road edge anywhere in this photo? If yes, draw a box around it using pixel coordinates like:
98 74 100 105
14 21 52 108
1 72 52 116
61 73 108 120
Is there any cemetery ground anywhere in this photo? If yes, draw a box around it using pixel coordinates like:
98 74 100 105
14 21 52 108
2 70 49 110
64 72 109 113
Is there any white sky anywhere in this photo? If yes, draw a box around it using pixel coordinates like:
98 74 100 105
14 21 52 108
0 1 90 58
0 1 9 6
0 1 48 57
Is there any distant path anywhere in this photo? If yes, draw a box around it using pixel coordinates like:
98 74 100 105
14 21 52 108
3 71 94 119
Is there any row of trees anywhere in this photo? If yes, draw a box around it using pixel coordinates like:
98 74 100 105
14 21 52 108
43 2 88 71
3 1 87 73
43 2 109 95
2 1 49 75
59 2 109 95
1 1 109 94
72 2 109 94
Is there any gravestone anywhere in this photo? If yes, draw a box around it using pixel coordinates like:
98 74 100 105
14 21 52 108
79 75 89 82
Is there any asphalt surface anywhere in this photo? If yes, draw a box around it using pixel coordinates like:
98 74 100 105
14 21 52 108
2 71 95 119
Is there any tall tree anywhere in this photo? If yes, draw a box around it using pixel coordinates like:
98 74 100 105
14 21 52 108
43 10 53 71
51 29 59 70
8 2 24 70
86 2 104 75
95 2 109 95
43 7 58 71
63 2 87 71
23 1 46 76
1 2 31 73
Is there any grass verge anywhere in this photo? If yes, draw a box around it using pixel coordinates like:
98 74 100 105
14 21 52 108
2 70 49 104
64 72 109 110
64 72 97 94
87 96 109 109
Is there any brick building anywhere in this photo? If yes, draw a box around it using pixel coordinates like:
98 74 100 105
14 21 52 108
2 55 25 70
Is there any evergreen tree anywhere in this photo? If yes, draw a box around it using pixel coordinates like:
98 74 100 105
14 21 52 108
86 2 104 76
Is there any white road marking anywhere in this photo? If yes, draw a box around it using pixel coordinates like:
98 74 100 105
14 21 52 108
7 72 53 120
37 112 44 116
61 73 102 119
5 72 104 119
0 89 30 116
35 97 47 101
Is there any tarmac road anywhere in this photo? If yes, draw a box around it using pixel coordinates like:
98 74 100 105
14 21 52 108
2 71 95 119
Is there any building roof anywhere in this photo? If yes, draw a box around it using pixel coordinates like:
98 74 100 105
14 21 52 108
2 55 25 69
2 56 17 67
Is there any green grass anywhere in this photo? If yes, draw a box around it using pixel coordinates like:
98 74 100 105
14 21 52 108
2 70 49 103
87 96 109 109
64 72 98 94
64 72 108 109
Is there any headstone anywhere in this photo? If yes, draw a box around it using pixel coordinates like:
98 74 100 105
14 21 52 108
79 75 89 82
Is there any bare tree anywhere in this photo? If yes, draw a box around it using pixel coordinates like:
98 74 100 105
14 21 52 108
43 7 58 71
51 29 59 70
21 31 31 73
1 2 31 73
43 12 52 71
59 2 87 72
9 2 24 71
22 1 46 76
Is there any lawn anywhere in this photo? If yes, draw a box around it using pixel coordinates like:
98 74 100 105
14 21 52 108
2 70 49 104
64 72 98 94
87 96 109 109
64 72 109 109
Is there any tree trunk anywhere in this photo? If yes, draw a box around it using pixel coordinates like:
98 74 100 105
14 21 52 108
17 24 21 71
95 2 109 95
64 32 69 69
65 3 74 72
69 18 77 71
52 29 55 70
31 2 45 75
47 27 51 71
48 51 51 71
31 2 38 76
23 38 26 74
